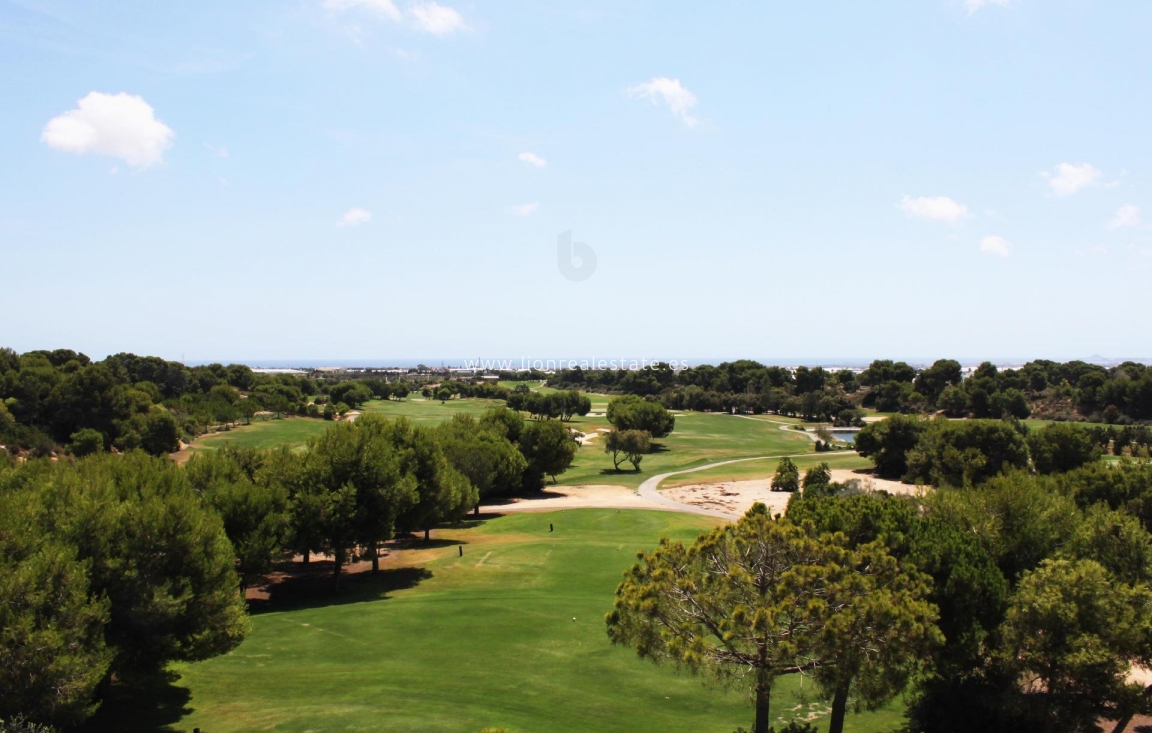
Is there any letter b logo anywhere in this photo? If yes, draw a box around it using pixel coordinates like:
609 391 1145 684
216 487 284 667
556 231 597 282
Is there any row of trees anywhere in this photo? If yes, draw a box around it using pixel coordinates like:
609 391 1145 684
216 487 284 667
0 405 582 729
506 390 593 421
855 416 1103 485
612 459 1152 733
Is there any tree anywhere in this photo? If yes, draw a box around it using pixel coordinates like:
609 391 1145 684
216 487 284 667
855 414 925 479
438 414 527 513
801 462 832 492
606 504 937 733
17 453 249 676
0 509 111 727
68 428 104 457
1000 558 1152 731
518 419 577 489
139 410 180 456
771 456 800 492
1027 423 1100 475
905 420 1030 487
305 416 418 575
915 359 963 405
604 429 651 471
606 395 675 438
390 420 476 541
185 448 290 590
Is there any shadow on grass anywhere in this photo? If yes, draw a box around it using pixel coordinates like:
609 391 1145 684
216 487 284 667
247 562 432 615
76 670 190 733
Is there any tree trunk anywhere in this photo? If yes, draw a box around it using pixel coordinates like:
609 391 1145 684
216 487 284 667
370 541 379 574
1112 683 1152 733
474 504 480 517
827 682 850 733
302 550 310 565
333 548 344 589
754 672 770 733
424 527 431 542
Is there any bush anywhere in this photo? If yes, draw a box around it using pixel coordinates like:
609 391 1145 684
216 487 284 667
68 428 104 457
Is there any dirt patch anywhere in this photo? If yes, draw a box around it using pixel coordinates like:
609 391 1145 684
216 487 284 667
486 484 672 513
662 470 925 517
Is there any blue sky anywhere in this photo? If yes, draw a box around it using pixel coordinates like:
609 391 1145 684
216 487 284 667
1 0 1149 365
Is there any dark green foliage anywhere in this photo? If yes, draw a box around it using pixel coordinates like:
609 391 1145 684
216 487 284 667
606 395 675 438
0 452 249 725
603 428 651 471
854 414 926 479
438 413 528 504
770 456 799 492
518 418 578 489
68 428 104 457
185 447 291 589
0 505 110 727
905 419 1030 487
1026 422 1100 475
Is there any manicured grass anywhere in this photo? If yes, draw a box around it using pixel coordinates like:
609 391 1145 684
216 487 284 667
662 452 872 488
95 510 903 733
1022 419 1116 430
183 417 331 457
557 412 817 489
358 399 823 489
361 397 508 424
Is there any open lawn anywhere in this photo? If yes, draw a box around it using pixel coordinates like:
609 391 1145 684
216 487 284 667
362 397 509 424
557 412 819 489
84 510 902 733
178 417 331 460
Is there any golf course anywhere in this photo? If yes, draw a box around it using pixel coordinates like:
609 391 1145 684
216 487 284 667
83 509 903 733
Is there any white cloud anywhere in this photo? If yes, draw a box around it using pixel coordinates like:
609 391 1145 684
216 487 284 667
1042 162 1102 197
337 207 372 227
965 0 1009 13
324 0 467 35
979 235 1011 257
625 77 700 128
518 152 547 168
1109 204 1141 231
323 0 400 21
41 92 174 169
898 195 971 225
511 203 539 217
410 1 468 35
204 143 229 159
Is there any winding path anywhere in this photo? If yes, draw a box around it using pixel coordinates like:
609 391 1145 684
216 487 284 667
636 452 860 520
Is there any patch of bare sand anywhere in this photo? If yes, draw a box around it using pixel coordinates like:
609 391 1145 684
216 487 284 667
487 484 672 513
662 471 926 517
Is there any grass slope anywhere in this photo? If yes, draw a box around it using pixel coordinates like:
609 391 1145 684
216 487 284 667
103 510 902 733
558 412 818 489
182 417 330 457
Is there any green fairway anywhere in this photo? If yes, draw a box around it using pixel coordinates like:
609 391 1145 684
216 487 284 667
361 397 509 424
93 510 902 733
557 412 818 489
182 417 330 458
661 452 873 488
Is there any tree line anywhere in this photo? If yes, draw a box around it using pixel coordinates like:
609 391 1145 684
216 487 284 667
547 358 1152 426
0 405 582 729
611 457 1152 733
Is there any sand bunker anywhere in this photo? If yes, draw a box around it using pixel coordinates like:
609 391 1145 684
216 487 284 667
662 470 924 518
487 484 671 513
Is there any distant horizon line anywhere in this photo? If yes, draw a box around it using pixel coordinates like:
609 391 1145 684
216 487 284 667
175 355 1152 370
